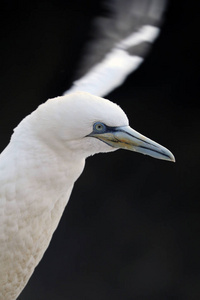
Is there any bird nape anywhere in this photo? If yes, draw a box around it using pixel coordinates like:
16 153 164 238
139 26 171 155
0 92 174 300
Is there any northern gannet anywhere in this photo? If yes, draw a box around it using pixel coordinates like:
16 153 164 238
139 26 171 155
0 0 173 299
0 92 174 299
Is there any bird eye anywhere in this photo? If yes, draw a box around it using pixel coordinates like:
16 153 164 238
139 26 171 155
93 122 106 132
96 124 103 130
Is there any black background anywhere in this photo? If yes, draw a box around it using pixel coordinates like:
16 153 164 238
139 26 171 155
0 1 200 299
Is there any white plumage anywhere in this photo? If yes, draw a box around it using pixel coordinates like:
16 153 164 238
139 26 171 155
0 92 174 299
0 0 172 298
0 93 123 298
66 25 160 97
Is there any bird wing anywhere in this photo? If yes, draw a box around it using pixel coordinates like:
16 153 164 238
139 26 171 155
64 0 167 97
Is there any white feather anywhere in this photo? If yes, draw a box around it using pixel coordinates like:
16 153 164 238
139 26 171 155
0 92 129 299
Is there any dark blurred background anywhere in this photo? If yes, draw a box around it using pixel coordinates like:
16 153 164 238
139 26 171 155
0 1 200 299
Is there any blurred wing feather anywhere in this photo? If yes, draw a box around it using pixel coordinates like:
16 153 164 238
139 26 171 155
65 0 167 97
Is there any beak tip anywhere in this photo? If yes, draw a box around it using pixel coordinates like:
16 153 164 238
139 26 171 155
170 155 176 163
161 149 175 163
162 150 175 162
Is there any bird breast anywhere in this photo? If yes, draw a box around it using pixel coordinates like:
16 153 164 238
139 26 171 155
0 140 85 299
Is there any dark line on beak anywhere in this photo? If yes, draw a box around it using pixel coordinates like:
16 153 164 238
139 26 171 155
139 145 170 159
117 129 160 148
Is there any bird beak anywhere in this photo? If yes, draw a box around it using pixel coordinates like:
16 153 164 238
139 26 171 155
93 125 175 162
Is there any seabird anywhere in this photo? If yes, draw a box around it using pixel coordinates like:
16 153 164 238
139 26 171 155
0 0 173 299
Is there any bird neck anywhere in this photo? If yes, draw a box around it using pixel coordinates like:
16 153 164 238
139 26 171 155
9 114 86 193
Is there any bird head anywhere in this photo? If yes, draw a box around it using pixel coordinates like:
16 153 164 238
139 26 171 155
21 92 174 161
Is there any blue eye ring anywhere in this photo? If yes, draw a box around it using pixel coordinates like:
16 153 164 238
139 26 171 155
93 122 106 133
